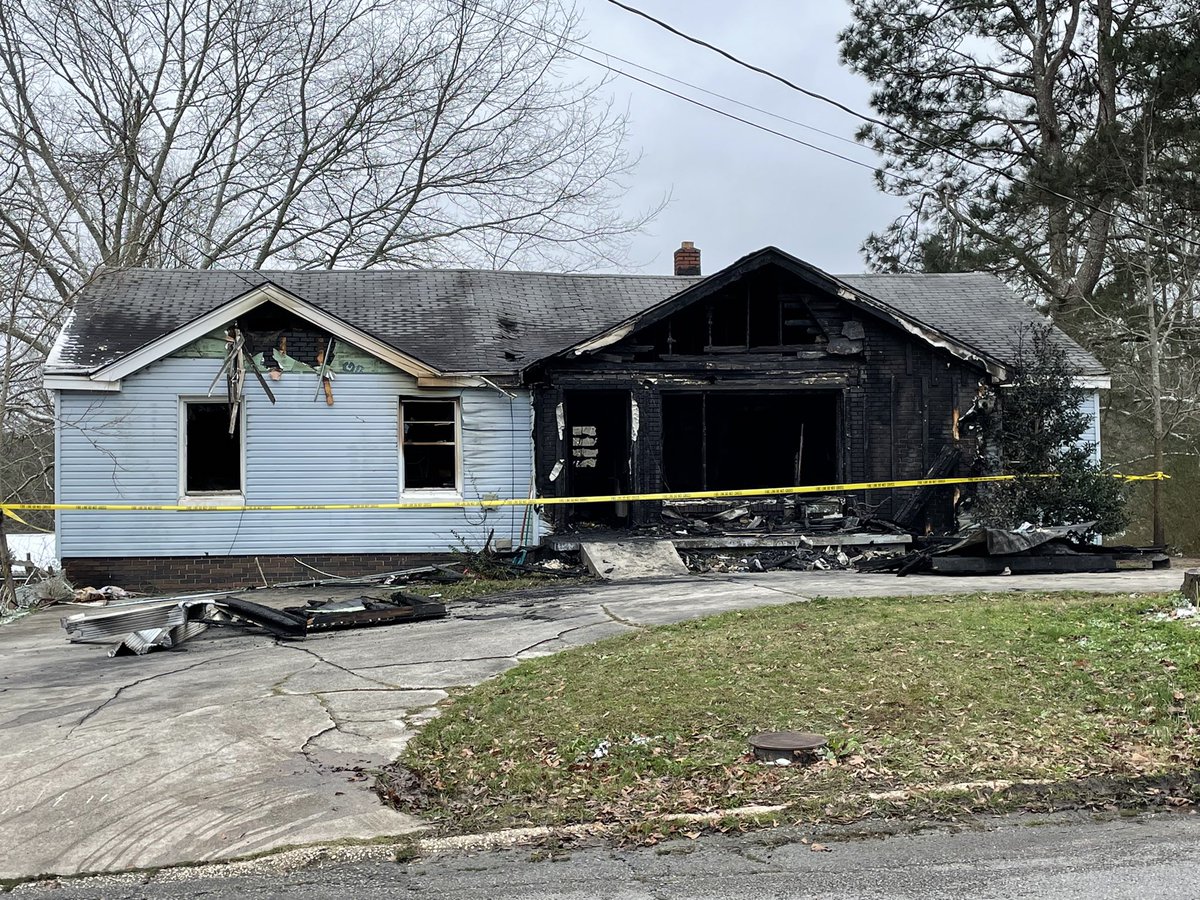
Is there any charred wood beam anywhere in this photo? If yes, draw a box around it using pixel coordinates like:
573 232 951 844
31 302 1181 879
892 444 961 530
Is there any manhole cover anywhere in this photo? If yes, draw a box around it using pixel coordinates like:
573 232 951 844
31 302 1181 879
748 731 828 763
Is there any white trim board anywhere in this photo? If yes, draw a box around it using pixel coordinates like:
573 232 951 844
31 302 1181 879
45 282 444 390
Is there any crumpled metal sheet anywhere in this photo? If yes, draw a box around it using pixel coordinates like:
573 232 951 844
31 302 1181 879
941 522 1098 557
108 620 210 657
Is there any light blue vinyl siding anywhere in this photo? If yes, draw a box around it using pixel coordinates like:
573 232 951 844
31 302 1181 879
1078 389 1102 465
56 356 537 557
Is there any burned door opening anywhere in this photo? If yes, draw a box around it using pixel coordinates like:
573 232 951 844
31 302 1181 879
662 392 840 492
564 389 631 524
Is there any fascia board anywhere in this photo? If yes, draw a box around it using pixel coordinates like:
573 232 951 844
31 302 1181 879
43 375 122 392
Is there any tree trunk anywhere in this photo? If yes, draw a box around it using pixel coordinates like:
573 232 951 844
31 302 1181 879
1148 278 1166 546
0 509 16 612
1142 115 1167 548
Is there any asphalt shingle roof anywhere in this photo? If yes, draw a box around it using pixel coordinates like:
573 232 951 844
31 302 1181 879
836 272 1107 377
48 269 703 375
47 257 1105 378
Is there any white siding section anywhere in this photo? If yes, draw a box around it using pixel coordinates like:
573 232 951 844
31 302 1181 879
57 356 537 557
1077 389 1102 465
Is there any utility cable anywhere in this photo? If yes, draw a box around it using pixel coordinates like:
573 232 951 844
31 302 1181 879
470 4 880 172
603 0 1200 252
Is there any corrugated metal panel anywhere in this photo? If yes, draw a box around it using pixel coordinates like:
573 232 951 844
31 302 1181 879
58 357 538 557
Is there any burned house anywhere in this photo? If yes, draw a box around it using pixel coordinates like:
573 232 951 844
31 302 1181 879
530 245 1106 532
45 245 1106 590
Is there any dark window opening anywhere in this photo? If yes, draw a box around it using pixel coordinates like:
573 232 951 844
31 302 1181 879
747 290 781 347
709 292 747 348
667 303 708 355
780 297 823 345
564 389 630 525
402 400 457 490
185 402 242 493
662 392 839 492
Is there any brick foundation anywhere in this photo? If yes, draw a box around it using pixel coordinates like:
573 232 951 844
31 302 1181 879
62 553 452 594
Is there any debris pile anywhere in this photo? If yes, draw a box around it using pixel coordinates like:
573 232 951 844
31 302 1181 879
451 545 585 580
658 496 904 538
1148 603 1198 625
62 590 448 657
72 585 138 605
445 528 586 580
682 545 895 574
862 522 1170 577
55 547 588 659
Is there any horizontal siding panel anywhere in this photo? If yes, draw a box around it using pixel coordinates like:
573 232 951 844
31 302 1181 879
1076 390 1101 465
58 357 538 556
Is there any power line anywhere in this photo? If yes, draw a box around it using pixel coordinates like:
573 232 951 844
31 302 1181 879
602 0 1200 252
497 10 867 155
604 0 896 138
573 51 879 172
469 5 880 173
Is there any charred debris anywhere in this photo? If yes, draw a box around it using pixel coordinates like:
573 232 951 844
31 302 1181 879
554 494 1169 578
58 545 584 660
861 523 1170 577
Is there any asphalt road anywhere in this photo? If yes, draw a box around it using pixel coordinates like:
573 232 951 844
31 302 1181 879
13 813 1200 899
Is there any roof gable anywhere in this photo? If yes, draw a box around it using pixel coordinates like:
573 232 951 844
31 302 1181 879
558 247 1011 378
71 282 443 385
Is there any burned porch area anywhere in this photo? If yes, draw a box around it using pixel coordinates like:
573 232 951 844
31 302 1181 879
529 254 989 532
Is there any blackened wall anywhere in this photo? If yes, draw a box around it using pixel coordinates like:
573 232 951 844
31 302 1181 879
528 264 990 530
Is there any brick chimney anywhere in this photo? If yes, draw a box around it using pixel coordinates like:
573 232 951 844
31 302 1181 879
673 240 701 276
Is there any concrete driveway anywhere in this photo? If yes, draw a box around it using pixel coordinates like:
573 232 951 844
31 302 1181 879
0 568 1183 880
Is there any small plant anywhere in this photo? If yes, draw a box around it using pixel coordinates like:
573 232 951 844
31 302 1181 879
825 733 864 758
392 838 421 864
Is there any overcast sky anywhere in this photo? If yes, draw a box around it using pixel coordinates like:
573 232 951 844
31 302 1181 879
569 0 905 275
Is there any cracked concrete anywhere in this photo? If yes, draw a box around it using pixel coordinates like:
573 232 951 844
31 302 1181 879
0 567 1181 880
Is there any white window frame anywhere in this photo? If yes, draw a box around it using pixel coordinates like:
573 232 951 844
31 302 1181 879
399 397 463 498
178 397 246 505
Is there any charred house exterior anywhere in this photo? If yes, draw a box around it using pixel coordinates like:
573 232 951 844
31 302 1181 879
529 246 1104 533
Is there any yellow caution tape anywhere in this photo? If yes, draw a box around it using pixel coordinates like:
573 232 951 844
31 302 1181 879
0 472 1168 514
1 505 54 532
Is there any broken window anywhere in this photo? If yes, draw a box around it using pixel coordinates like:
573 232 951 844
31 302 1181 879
780 297 823 345
401 399 458 490
183 402 242 494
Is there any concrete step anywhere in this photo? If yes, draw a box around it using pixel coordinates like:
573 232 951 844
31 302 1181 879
578 539 689 581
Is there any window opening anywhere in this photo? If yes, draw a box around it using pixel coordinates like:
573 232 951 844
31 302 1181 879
402 399 458 490
184 402 242 494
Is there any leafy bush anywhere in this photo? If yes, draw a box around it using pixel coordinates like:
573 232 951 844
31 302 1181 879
971 325 1128 535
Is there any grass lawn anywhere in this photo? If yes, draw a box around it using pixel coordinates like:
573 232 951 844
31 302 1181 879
379 591 1200 833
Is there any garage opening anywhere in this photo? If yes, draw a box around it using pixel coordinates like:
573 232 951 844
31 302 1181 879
564 389 631 525
662 392 840 492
